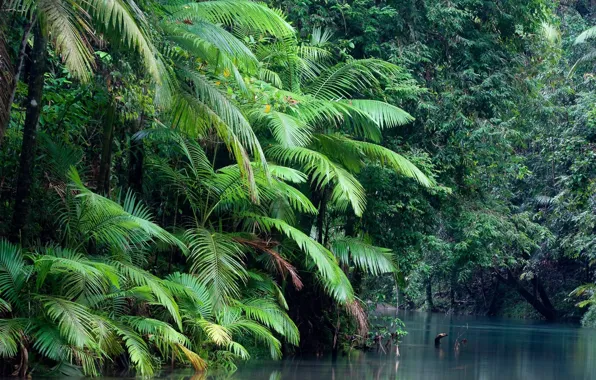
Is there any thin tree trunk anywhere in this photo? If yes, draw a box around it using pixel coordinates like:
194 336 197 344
426 275 434 311
10 23 46 243
19 342 28 378
395 283 400 315
0 4 14 145
97 101 116 194
128 113 144 193
487 278 500 315
1 20 34 149
535 276 556 313
450 269 457 310
316 187 328 244
331 306 340 360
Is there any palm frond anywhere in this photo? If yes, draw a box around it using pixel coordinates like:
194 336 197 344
66 167 187 252
234 237 303 289
38 295 97 348
165 272 213 319
223 315 281 359
88 0 163 84
176 68 266 165
243 214 341 287
124 316 188 356
575 26 596 44
184 228 247 302
347 99 414 129
309 27 334 46
0 318 25 358
234 298 299 346
0 240 27 308
176 343 208 372
331 237 395 275
167 0 293 37
351 140 433 187
32 247 118 299
306 59 401 100
116 261 182 329
266 145 367 215
252 110 312 148
196 319 232 345
164 20 258 72
112 322 155 376
39 0 95 81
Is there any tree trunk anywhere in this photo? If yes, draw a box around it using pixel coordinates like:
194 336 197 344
396 283 400 314
128 113 144 193
0 4 13 146
535 276 556 312
426 275 434 311
97 101 116 194
496 269 557 321
316 187 328 244
19 342 28 378
10 23 46 243
1 20 33 150
0 34 12 147
450 269 457 309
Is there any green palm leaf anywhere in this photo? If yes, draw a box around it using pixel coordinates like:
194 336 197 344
243 214 342 288
66 167 187 252
167 0 293 37
234 298 299 346
116 261 182 328
112 322 155 376
0 240 27 309
39 295 97 348
0 318 25 358
184 228 247 302
352 140 434 187
331 237 395 275
306 59 401 100
347 99 414 129
38 0 95 81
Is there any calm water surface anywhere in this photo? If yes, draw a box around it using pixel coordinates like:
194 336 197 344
168 311 596 380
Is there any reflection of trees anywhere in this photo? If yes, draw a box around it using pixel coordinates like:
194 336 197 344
184 314 596 380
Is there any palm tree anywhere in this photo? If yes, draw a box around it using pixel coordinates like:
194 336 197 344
239 29 435 346
144 131 354 303
0 169 194 376
248 29 433 223
6 0 294 241
159 0 294 189
1 165 301 375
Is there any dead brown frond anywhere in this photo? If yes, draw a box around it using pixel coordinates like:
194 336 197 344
235 237 303 290
345 299 368 338
176 343 207 372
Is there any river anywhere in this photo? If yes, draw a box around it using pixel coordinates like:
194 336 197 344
160 311 596 380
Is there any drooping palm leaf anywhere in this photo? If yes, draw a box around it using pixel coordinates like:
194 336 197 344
166 0 293 38
331 237 395 275
65 167 186 252
184 228 247 303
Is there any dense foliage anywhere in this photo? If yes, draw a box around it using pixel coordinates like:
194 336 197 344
268 0 596 324
0 0 434 375
2 0 596 377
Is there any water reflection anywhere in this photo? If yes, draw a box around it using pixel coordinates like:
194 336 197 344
163 311 596 380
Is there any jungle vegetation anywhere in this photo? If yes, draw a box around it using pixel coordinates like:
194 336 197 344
1 0 596 376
